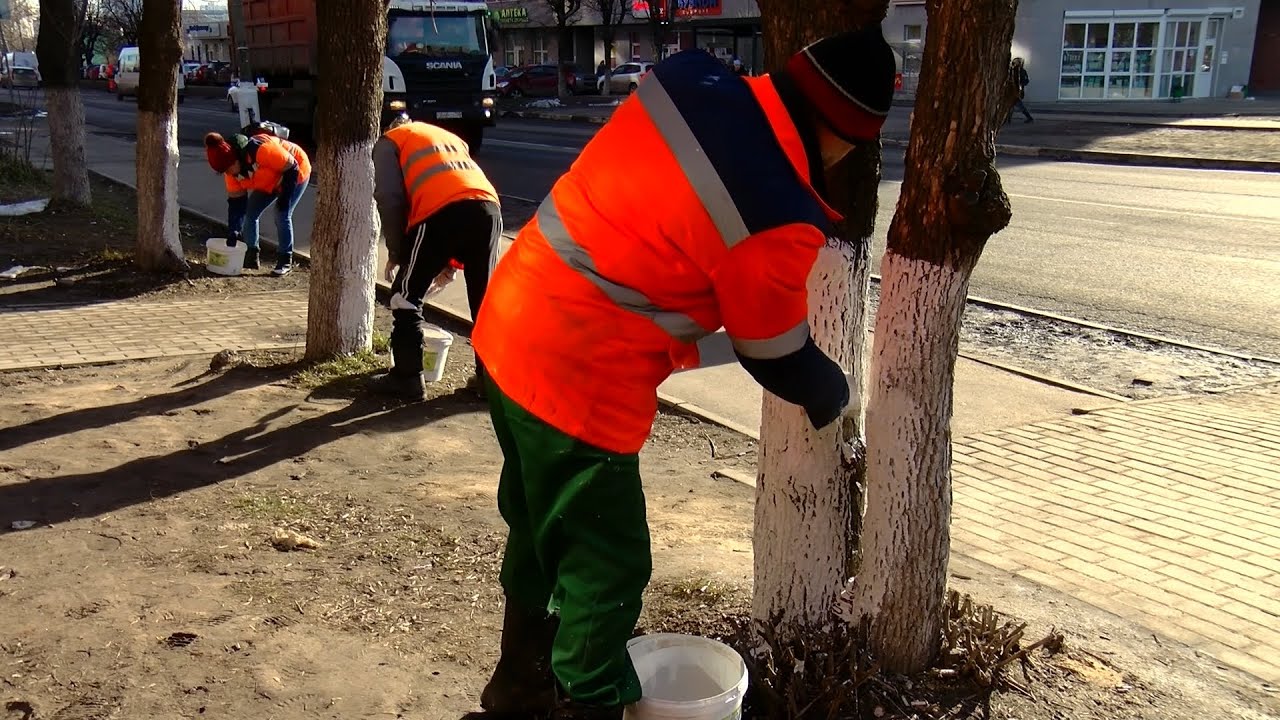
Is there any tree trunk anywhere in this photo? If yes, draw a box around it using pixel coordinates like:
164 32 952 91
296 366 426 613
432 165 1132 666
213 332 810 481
304 0 386 360
601 28 613 96
36 0 92 206
556 23 572 101
854 0 1017 673
134 0 186 272
751 0 888 640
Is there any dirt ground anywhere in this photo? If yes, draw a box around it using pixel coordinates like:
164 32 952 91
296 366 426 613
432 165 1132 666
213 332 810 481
3 172 1277 720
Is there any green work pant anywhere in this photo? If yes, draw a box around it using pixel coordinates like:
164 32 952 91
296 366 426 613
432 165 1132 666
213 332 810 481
486 378 651 707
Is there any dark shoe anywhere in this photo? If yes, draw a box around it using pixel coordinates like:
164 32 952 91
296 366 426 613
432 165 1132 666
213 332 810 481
467 372 488 399
368 371 426 402
550 702 624 720
272 253 293 277
477 601 560 716
243 248 260 270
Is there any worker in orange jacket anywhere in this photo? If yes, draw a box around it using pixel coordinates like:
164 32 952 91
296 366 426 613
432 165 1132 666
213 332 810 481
464 27 896 720
370 115 502 401
204 131 311 276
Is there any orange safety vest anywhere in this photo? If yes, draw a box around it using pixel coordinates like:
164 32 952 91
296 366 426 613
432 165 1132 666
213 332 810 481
384 122 498 230
473 50 840 455
223 136 311 195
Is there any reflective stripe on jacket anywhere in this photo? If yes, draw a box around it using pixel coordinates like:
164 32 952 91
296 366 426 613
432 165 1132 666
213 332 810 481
385 122 498 229
223 136 311 195
473 49 840 455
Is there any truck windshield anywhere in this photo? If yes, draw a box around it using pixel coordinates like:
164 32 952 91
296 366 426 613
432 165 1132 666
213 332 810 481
388 13 487 57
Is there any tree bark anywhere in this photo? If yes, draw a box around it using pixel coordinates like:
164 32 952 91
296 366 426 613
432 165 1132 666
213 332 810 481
304 0 387 360
134 0 185 272
854 0 1017 673
36 0 92 206
751 0 887 640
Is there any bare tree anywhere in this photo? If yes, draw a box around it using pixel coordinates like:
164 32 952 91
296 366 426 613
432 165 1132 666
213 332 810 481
98 0 141 47
749 0 889 678
36 0 92 205
133 0 185 271
541 0 582 101
1 0 39 50
583 0 628 95
304 0 387 359
853 0 1018 673
78 1 106 69
642 0 668 60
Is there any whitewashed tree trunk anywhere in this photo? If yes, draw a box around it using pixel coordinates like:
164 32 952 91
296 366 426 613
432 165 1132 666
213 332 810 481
854 251 971 667
304 0 386 359
852 0 1018 674
135 110 184 269
45 88 92 204
753 239 870 633
36 0 91 206
134 0 186 272
305 146 380 358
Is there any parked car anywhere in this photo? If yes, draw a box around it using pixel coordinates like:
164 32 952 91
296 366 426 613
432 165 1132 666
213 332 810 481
2 66 40 90
182 62 201 81
114 47 185 104
498 64 577 97
598 61 654 94
226 78 270 112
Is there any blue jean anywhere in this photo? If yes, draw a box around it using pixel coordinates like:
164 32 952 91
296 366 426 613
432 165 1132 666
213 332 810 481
238 176 309 258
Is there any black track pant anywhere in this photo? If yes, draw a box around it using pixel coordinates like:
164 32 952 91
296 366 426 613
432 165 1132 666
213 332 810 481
389 199 502 377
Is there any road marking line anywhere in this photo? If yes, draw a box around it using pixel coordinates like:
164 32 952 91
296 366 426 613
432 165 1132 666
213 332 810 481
1007 192 1280 226
486 138 580 155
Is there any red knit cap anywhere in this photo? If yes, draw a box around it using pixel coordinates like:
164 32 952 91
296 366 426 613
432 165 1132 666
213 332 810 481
204 132 237 173
781 26 896 143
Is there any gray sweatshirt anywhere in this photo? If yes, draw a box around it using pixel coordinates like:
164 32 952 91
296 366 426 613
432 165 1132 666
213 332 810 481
372 136 408 263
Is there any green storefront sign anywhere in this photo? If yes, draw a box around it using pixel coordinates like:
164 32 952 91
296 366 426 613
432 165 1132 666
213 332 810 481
490 7 529 24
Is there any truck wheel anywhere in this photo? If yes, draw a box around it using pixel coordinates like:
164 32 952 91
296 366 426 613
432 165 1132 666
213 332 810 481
464 128 483 155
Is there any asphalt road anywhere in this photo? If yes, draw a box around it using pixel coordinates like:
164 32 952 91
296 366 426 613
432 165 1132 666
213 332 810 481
76 88 1280 358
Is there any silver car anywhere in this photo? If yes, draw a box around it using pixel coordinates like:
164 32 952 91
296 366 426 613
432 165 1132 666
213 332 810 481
597 61 654 95
3 66 40 90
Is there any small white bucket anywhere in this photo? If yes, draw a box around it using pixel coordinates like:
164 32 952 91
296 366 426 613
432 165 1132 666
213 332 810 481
421 324 454 383
206 238 247 276
625 633 748 720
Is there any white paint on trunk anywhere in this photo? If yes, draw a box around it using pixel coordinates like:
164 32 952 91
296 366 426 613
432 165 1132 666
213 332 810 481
752 238 871 637
45 87 91 205
852 248 972 671
135 109 184 271
305 143 379 359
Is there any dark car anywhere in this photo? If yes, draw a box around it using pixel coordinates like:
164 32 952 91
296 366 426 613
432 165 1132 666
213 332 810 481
498 64 577 97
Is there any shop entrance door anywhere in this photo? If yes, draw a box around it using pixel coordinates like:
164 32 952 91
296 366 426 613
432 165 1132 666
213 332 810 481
1195 17 1221 97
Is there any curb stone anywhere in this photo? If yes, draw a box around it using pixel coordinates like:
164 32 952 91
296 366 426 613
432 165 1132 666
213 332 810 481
501 109 1278 173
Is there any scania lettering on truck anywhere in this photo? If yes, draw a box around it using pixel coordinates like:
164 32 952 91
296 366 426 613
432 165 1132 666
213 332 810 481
228 0 498 149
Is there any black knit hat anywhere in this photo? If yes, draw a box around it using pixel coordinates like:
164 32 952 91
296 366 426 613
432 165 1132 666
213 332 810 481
780 26 896 142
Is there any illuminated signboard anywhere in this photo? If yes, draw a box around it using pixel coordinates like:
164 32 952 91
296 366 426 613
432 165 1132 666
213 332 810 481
632 0 723 19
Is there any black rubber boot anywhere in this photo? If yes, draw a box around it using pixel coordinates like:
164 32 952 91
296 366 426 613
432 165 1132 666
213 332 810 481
368 371 426 402
243 248 260 270
465 601 560 719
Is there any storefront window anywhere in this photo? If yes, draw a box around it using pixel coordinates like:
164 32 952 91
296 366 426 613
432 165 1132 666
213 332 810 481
1060 16 1214 99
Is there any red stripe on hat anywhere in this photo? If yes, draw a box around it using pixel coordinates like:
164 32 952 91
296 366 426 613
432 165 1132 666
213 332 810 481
786 53 886 142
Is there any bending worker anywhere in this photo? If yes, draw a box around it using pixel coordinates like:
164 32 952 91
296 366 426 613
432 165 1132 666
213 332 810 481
371 115 502 401
465 27 895 720
204 130 310 276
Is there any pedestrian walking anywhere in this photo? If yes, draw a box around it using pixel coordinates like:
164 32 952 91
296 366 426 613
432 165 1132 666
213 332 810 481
463 26 896 720
1010 57 1034 123
370 115 502 402
731 56 749 76
204 131 311 275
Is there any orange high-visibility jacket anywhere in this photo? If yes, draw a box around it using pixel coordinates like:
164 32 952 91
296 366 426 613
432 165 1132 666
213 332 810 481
473 50 840 455
223 136 311 195
384 122 498 229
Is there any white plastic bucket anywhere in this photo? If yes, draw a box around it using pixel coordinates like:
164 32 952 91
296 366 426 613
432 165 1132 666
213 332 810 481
421 324 454 383
625 633 748 720
206 238 247 276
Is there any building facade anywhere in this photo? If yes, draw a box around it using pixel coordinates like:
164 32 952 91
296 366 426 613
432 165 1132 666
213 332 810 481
183 21 232 64
885 0 1271 101
486 0 765 74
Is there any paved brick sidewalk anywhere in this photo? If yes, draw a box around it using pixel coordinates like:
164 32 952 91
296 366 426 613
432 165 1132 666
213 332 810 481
0 293 307 371
951 384 1280 687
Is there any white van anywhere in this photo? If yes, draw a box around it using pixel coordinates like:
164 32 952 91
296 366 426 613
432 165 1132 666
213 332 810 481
114 47 186 104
